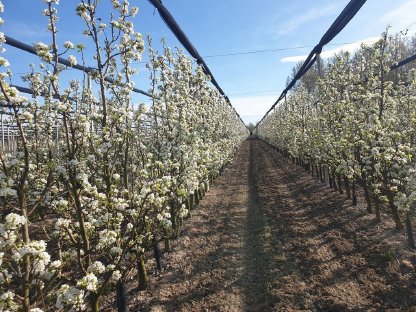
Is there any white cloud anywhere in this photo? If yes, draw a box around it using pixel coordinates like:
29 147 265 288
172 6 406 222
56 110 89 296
230 95 280 124
279 4 341 35
382 0 416 32
281 54 310 64
5 20 49 39
280 37 380 63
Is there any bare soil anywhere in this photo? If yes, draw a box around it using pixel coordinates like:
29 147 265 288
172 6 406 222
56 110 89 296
122 137 416 311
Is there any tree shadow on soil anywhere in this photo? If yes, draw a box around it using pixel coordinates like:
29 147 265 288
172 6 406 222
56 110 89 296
241 137 281 311
129 138 415 311
254 139 416 311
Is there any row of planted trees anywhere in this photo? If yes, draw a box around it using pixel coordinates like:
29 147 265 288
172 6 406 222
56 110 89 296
0 0 248 311
257 32 416 246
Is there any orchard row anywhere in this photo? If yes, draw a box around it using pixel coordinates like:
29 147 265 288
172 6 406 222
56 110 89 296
0 1 248 311
257 32 416 245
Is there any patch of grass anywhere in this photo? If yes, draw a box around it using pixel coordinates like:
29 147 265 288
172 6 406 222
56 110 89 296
381 249 397 262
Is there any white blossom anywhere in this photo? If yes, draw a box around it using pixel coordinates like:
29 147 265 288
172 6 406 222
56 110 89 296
68 55 77 66
63 41 74 49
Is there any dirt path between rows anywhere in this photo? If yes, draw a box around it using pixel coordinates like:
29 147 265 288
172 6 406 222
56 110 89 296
127 137 416 312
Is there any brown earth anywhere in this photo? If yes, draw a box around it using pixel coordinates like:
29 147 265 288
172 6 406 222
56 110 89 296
116 137 416 311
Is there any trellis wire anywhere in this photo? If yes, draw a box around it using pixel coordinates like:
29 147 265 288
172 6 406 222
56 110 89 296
4 35 153 98
146 0 246 127
255 0 367 129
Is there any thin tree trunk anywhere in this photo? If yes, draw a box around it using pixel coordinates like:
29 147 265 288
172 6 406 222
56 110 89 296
319 165 324 183
363 184 372 213
116 280 128 312
194 189 200 205
352 181 357 206
188 193 194 211
90 293 99 312
389 201 403 230
329 170 333 188
153 238 162 271
137 255 148 291
164 233 171 252
405 212 415 249
337 175 343 194
374 197 381 223
344 176 351 199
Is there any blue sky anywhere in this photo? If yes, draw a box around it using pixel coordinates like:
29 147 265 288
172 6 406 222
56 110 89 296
2 0 416 124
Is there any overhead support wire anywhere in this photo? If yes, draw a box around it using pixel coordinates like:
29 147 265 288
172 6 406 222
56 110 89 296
11 85 60 100
255 0 367 129
4 35 153 98
390 53 416 70
146 0 246 126
202 42 355 58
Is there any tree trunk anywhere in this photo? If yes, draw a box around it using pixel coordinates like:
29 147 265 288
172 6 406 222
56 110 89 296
153 238 162 271
170 203 178 238
325 166 331 186
137 254 148 291
363 184 372 213
194 189 200 205
388 201 403 230
344 176 351 199
337 175 343 194
319 165 324 183
188 193 194 211
331 170 338 191
22 254 31 312
116 280 128 312
374 197 381 223
164 237 171 252
90 293 99 312
405 212 415 249
329 170 333 188
352 181 357 206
